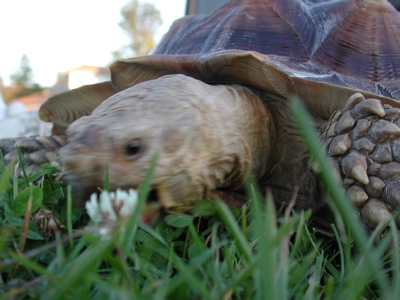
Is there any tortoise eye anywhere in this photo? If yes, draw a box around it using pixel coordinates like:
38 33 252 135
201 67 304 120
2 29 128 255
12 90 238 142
125 138 142 157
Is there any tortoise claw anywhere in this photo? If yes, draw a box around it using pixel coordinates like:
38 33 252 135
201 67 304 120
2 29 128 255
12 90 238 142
341 151 369 184
347 185 368 207
350 98 385 119
0 137 22 155
335 111 355 134
328 133 351 155
340 92 365 112
15 137 45 152
383 179 400 208
364 177 385 199
368 120 400 143
361 198 392 229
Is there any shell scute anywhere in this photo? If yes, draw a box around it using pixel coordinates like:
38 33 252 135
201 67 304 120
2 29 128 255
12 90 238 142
313 0 400 82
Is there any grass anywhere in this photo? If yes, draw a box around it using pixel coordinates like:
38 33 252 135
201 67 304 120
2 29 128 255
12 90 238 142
0 99 399 299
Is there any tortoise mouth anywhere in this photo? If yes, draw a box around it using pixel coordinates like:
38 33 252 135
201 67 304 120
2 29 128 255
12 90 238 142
141 190 163 225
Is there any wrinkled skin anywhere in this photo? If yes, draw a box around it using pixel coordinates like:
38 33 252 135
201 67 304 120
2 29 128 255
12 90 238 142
61 74 322 213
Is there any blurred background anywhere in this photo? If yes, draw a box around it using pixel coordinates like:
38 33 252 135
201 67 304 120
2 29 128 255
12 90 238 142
0 0 185 138
0 0 399 138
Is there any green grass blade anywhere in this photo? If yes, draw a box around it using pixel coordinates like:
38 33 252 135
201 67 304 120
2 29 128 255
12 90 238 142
9 252 59 282
257 197 279 299
67 185 73 243
121 153 158 252
15 146 29 187
215 200 251 263
45 239 113 298
0 162 13 199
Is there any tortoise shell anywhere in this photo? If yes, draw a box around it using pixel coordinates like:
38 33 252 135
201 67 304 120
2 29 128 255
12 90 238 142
40 0 400 130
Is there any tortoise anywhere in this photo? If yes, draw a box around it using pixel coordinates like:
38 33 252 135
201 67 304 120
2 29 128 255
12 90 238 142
2 0 400 230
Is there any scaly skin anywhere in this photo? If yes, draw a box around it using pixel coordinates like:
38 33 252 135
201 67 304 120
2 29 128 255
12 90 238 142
321 93 400 229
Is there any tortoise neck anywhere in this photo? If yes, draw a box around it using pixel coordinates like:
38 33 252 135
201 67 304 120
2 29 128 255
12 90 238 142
200 85 275 189
230 86 276 181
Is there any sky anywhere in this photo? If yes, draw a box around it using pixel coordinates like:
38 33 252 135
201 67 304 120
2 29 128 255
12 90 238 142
0 0 186 87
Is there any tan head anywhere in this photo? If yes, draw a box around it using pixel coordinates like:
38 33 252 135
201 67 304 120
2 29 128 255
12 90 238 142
61 74 270 212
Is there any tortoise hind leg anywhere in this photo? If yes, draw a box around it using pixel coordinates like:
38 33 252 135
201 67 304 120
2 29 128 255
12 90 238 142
320 93 400 230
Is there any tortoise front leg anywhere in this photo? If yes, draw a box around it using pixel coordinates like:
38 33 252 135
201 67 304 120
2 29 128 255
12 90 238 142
320 93 400 230
0 135 66 175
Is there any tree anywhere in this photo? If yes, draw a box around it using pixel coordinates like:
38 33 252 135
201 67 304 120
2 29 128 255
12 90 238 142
5 54 42 101
114 0 162 58
10 54 34 88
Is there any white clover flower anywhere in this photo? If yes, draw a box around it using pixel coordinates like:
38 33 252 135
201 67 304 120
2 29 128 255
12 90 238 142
85 188 139 239
86 193 102 223
85 188 138 224
99 191 117 222
117 189 138 217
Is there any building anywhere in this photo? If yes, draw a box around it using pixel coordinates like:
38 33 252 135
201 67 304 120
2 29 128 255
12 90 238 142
66 65 110 90
49 65 110 97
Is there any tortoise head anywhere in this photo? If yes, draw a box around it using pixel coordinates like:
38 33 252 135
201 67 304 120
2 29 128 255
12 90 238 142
60 74 262 213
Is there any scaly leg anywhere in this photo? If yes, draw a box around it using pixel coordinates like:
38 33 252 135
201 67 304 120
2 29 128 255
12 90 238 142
320 93 400 230
0 135 66 175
